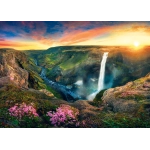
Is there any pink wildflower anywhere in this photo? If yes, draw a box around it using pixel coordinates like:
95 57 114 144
47 104 79 127
9 103 39 119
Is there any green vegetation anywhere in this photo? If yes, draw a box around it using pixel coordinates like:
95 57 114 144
0 85 57 128
0 108 44 128
0 84 150 128
79 109 150 128
92 89 106 107
45 86 62 99
19 56 63 99
100 111 150 128
59 51 88 70
0 85 55 108
38 50 89 76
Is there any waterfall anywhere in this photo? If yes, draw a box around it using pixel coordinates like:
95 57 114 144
87 52 109 100
98 52 108 91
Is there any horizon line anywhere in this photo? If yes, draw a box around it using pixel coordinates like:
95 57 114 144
1 44 150 51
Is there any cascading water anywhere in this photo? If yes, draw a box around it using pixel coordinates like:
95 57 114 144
87 52 109 100
98 52 109 91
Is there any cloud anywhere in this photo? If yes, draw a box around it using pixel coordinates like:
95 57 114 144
15 22 115 46
60 21 126 31
0 39 48 50
61 21 92 30
58 26 114 45
0 38 5 41
0 21 122 47
0 40 24 47
21 21 35 29
117 23 150 33
1 21 150 49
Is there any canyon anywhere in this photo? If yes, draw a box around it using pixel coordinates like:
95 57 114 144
0 46 150 127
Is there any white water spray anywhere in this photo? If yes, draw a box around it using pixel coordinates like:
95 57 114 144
87 52 109 100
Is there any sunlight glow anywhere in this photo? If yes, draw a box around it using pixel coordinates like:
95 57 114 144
134 41 139 47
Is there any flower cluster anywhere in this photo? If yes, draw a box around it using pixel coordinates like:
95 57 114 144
9 103 39 119
47 104 79 127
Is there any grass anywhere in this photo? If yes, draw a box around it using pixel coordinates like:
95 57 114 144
38 50 89 73
59 52 88 70
79 109 150 128
100 111 150 128
0 85 59 128
0 85 56 109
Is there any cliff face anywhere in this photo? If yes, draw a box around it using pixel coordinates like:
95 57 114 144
0 49 29 88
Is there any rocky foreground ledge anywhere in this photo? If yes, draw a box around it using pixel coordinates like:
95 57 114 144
102 73 150 113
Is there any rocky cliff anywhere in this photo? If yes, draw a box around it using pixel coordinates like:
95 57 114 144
0 48 63 99
0 49 29 88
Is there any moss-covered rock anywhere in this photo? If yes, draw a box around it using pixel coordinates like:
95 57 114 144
93 89 106 107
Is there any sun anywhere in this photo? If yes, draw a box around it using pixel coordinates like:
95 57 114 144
134 41 139 47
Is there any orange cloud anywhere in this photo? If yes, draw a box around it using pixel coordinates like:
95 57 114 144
15 25 115 48
15 22 116 47
58 26 114 45
0 40 22 47
0 40 48 50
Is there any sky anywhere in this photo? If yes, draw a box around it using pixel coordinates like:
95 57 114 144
0 21 150 50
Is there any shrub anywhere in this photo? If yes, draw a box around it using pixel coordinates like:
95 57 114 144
47 104 79 127
9 103 39 119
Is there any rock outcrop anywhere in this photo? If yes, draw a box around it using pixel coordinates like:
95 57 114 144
102 73 150 113
0 49 29 88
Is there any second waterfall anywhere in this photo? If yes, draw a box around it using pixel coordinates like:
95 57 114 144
87 52 109 100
